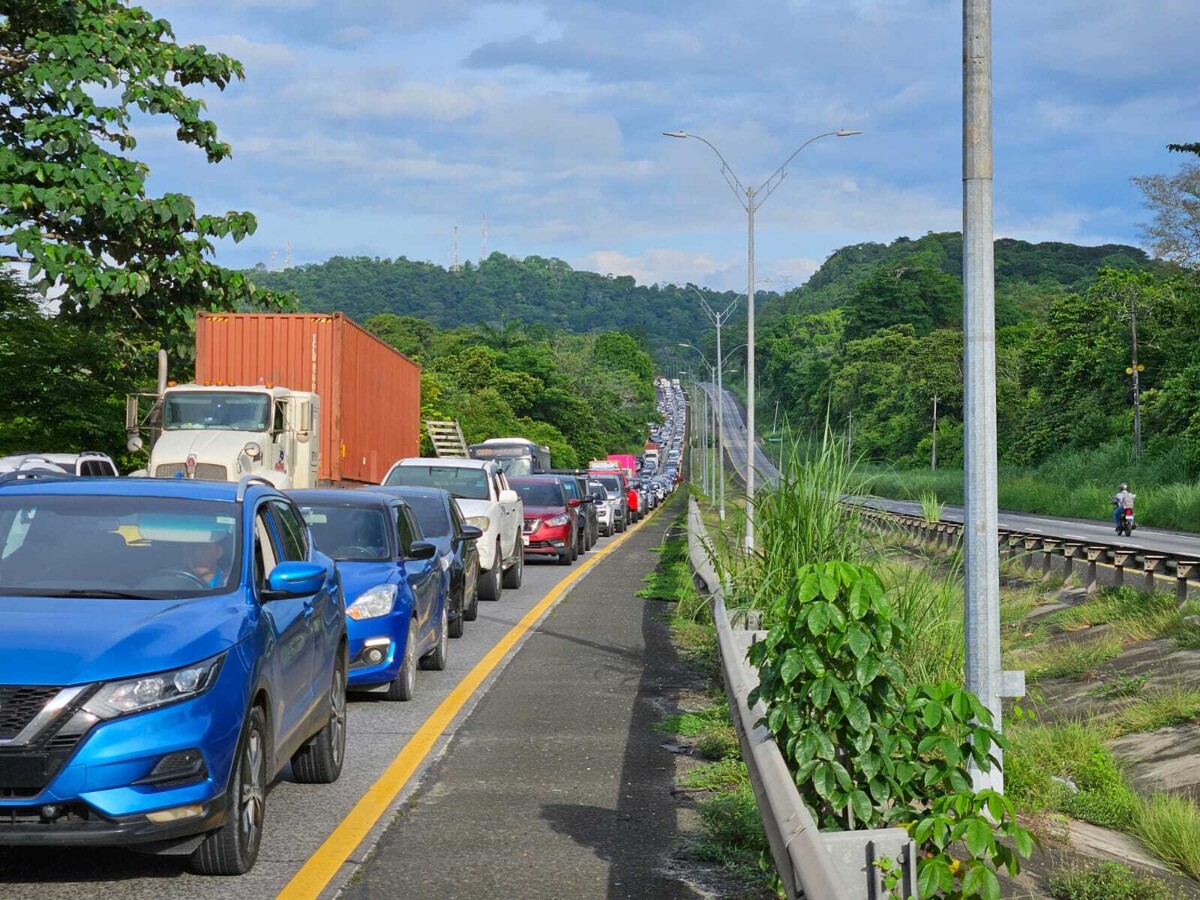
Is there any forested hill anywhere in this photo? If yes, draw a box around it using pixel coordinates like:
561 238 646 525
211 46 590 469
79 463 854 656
246 253 746 353
764 231 1161 329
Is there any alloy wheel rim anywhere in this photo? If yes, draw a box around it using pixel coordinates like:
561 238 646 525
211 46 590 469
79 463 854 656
405 630 416 692
330 663 346 765
240 728 264 851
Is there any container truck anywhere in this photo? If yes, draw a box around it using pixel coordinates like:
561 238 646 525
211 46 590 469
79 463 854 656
126 312 420 487
606 453 637 479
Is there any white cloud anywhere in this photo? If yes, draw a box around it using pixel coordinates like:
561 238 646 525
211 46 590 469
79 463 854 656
196 34 294 67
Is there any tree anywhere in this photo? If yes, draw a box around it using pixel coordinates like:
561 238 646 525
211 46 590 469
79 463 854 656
1132 163 1200 268
1168 142 1200 157
0 0 278 352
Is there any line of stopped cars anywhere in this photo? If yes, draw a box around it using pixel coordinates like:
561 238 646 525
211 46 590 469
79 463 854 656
0 386 686 877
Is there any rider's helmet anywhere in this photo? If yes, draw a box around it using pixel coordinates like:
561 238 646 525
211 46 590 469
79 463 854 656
1120 483 1129 491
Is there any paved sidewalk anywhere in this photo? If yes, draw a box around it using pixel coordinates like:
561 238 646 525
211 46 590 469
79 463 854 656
344 498 704 899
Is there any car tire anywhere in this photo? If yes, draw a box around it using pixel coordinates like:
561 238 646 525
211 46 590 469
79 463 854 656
291 646 348 784
448 586 465 639
463 575 479 622
502 543 524 589
421 603 449 671
478 543 503 601
386 622 418 701
189 705 269 875
569 534 579 561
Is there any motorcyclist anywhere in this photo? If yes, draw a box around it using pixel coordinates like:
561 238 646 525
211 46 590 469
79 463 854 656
1112 483 1135 531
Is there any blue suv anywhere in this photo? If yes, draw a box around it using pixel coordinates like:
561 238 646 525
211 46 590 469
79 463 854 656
0 476 347 875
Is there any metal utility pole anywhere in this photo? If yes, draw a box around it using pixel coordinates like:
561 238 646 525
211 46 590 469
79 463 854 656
963 0 1019 793
1129 305 1143 460
932 393 939 470
663 128 861 552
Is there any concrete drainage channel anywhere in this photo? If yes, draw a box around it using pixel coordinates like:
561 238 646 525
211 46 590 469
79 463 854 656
685 498 919 900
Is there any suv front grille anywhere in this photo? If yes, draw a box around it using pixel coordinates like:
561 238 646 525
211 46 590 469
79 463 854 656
0 687 60 740
155 462 229 480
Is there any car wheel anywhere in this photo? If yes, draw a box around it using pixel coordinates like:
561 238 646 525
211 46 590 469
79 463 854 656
421 603 449 671
502 542 524 589
448 581 465 639
478 543 503 601
569 533 579 561
463 573 479 622
189 705 268 875
386 622 418 701
291 646 348 784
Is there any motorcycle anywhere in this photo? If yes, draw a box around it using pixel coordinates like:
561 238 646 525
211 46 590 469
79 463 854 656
1115 505 1135 537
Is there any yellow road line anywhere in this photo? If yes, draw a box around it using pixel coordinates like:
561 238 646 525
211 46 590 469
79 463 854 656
278 506 658 900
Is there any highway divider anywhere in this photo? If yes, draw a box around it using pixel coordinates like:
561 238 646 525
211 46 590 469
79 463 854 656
686 497 918 900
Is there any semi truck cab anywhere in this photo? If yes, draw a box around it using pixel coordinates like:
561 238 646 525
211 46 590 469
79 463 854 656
129 384 321 488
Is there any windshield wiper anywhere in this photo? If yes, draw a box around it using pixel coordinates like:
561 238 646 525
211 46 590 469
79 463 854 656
36 589 160 600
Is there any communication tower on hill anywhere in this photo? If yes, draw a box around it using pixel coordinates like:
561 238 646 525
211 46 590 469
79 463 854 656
481 214 488 262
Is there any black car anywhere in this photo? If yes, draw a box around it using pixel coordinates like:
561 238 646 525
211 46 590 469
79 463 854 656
550 472 599 552
368 485 483 637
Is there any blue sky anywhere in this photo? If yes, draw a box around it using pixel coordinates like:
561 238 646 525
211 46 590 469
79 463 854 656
141 0 1199 290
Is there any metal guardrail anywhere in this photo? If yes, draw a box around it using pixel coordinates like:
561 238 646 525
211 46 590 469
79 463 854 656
687 498 918 900
852 503 1200 605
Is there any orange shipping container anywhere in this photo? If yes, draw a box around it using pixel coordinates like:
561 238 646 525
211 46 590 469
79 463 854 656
195 312 420 484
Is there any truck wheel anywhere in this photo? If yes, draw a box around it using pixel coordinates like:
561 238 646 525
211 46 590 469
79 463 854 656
479 543 503 601
502 543 524 589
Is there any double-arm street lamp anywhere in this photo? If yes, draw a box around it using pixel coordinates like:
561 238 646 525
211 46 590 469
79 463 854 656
664 128 861 551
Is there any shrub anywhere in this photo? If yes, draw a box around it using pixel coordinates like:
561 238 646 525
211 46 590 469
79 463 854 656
1048 862 1171 900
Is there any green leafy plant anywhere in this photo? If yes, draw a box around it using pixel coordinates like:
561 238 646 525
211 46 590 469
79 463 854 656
748 560 1034 899
1048 861 1171 900
919 490 945 524
1089 672 1151 700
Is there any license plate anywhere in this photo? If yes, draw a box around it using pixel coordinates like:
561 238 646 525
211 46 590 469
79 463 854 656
0 754 49 790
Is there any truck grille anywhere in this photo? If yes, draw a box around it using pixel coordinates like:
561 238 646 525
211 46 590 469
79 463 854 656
0 687 60 741
155 462 229 480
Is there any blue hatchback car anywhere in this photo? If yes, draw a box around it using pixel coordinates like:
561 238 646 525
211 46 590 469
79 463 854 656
0 477 347 876
291 490 448 702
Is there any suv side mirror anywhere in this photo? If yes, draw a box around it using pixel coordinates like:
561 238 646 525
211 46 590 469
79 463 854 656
408 540 438 560
455 525 484 544
264 561 326 599
499 489 520 505
567 498 581 508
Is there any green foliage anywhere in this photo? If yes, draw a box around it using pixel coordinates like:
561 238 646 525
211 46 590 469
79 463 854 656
0 271 133 457
747 559 1033 899
249 253 753 358
366 314 658 465
1049 862 1171 900
1134 792 1200 881
0 0 282 353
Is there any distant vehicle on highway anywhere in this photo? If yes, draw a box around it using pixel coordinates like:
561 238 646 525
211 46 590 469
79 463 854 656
0 451 118 478
549 472 598 552
368 485 483 637
591 473 630 535
468 437 551 477
0 477 347 875
293 489 450 703
383 457 524 601
126 313 420 489
510 476 580 565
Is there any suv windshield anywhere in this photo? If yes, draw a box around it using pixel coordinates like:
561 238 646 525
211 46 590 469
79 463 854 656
298 504 390 561
163 392 271 432
0 495 241 598
385 465 489 501
513 482 564 507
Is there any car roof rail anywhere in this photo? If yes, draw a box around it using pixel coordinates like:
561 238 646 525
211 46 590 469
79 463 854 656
236 475 277 502
0 471 72 486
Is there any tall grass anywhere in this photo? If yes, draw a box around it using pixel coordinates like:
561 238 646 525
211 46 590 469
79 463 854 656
918 490 944 524
864 438 1200 532
724 429 865 612
878 555 964 684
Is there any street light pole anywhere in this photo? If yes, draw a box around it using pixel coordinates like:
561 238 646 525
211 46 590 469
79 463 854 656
664 128 861 551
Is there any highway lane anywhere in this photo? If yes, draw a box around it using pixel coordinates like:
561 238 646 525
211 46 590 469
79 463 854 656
696 382 1200 559
0 526 646 900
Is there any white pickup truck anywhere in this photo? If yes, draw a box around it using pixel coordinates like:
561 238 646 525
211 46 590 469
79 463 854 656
382 457 524 600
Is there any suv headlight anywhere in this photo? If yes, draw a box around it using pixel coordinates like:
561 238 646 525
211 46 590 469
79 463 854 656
84 655 224 719
347 584 397 620
545 514 571 527
466 515 491 532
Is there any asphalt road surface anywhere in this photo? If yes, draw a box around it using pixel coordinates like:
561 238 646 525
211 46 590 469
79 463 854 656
698 382 1200 558
0 522 654 900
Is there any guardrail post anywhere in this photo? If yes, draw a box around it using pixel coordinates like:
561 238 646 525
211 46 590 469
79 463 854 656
1111 549 1136 589
1141 555 1166 595
1177 561 1199 608
1023 537 1040 573
1040 539 1060 578
1085 546 1106 593
1061 542 1082 582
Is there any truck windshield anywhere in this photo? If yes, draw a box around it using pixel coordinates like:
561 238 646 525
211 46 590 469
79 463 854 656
163 392 271 432
385 466 489 501
0 495 241 598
